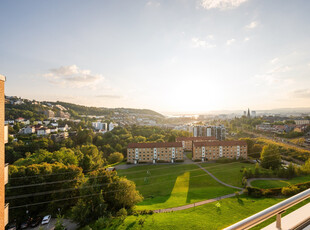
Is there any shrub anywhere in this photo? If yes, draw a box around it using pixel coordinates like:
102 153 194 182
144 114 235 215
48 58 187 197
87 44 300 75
281 185 300 196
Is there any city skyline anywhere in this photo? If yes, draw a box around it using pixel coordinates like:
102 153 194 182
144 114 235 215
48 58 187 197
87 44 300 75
1 0 310 114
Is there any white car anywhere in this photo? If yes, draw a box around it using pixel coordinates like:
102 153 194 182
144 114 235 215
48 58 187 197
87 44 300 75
41 215 51 225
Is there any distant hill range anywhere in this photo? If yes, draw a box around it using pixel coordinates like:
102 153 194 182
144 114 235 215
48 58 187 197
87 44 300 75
5 96 164 120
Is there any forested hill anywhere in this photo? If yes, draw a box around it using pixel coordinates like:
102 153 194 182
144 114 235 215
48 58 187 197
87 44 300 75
5 96 164 120
53 101 164 117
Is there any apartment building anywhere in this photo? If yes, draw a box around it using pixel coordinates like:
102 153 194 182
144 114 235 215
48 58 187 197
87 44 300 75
127 142 183 164
192 125 226 140
175 136 218 151
0 75 8 229
193 140 247 162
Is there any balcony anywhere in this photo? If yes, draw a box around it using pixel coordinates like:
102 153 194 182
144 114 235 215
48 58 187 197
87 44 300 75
4 163 8 185
4 125 8 144
4 203 9 227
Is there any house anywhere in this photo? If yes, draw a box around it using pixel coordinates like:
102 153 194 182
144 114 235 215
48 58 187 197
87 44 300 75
92 122 107 131
21 120 30 125
50 122 58 127
15 117 25 123
127 142 183 164
44 110 55 118
43 120 50 125
109 122 118 131
4 120 14 125
37 127 51 136
21 126 35 134
193 140 248 162
58 124 69 132
50 127 58 133
51 132 68 142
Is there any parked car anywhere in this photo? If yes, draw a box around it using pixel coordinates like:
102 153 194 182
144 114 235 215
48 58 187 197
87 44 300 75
41 215 51 225
30 217 42 227
6 222 17 230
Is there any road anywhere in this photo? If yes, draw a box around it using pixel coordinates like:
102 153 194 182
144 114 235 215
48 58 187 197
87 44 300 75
26 218 78 230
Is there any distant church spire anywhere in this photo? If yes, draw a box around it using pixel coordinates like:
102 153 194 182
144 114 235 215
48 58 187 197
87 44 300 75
247 108 251 118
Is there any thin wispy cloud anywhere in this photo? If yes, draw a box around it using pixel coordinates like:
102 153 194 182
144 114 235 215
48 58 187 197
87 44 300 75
244 37 250 42
191 37 216 48
270 58 279 64
292 89 310 98
226 38 236 45
200 0 248 10
146 1 160 8
245 21 258 29
44 65 104 88
96 94 123 99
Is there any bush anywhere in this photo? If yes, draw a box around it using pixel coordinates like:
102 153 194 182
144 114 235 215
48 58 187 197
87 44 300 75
108 152 124 164
281 185 300 196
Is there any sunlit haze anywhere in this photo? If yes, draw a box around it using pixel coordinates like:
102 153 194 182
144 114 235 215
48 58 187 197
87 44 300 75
1 0 310 114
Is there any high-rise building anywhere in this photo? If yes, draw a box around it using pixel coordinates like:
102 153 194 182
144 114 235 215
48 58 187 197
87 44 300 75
247 108 251 118
192 125 226 140
0 75 8 229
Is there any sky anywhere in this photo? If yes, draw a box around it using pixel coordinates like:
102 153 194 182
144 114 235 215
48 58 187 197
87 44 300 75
1 0 310 115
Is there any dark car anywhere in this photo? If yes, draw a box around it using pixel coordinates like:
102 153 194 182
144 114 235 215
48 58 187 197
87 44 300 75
6 222 17 230
30 217 42 228
20 221 28 229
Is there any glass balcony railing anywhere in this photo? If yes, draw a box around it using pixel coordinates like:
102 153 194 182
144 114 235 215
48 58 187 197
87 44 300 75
4 163 8 185
4 125 8 144
4 203 9 227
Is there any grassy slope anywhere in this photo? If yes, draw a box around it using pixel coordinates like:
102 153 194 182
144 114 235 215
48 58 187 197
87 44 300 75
185 152 192 160
115 196 283 230
200 162 256 187
117 164 236 210
251 174 310 189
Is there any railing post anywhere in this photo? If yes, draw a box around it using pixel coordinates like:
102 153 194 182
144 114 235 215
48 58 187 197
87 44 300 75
276 210 285 229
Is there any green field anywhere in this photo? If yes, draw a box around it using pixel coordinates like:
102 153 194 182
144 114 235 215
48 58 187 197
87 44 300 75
117 164 236 210
251 174 310 189
113 196 285 230
200 162 256 187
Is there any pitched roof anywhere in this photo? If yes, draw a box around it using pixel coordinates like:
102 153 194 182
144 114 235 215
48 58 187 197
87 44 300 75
128 142 183 148
193 140 247 147
176 136 217 141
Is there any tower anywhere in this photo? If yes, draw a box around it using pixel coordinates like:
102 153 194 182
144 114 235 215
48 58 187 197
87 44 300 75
247 108 251 118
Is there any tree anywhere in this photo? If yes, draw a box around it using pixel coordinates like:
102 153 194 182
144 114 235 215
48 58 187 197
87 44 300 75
260 144 281 169
108 152 124 164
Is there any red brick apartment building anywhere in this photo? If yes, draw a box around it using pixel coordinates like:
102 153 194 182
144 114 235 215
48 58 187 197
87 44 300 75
193 140 247 162
176 136 218 151
0 75 8 229
127 142 183 164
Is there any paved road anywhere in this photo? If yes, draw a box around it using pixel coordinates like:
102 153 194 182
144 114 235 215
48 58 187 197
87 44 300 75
247 177 288 187
26 219 78 230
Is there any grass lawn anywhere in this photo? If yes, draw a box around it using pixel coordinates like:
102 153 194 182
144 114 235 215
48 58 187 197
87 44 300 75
113 196 285 230
117 164 236 210
251 174 310 189
200 162 256 187
185 152 192 160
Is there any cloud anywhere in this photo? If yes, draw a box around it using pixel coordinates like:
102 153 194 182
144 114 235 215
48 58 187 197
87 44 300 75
96 94 123 99
245 21 258 29
44 65 104 88
270 58 279 64
191 37 216 48
226 38 236 45
200 0 248 10
292 89 310 98
146 1 160 8
244 37 250 42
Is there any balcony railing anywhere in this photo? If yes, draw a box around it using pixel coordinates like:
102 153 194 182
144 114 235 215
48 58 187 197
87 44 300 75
224 188 310 230
4 203 9 227
4 163 9 185
4 125 8 144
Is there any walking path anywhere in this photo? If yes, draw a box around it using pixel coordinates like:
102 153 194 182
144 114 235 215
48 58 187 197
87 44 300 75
196 164 243 190
247 178 288 187
153 192 239 213
153 154 244 213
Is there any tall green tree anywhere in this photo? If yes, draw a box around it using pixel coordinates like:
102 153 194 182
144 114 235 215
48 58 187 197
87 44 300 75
260 144 281 169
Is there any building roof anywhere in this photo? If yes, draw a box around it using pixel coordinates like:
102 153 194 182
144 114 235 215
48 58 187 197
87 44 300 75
176 136 217 141
128 142 183 148
193 140 247 147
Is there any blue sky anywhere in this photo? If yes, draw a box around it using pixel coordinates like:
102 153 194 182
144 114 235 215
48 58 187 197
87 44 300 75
1 0 310 114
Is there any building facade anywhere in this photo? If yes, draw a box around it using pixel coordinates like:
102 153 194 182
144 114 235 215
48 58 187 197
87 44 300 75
192 125 226 140
175 136 218 151
0 75 8 229
127 142 183 164
193 140 247 162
